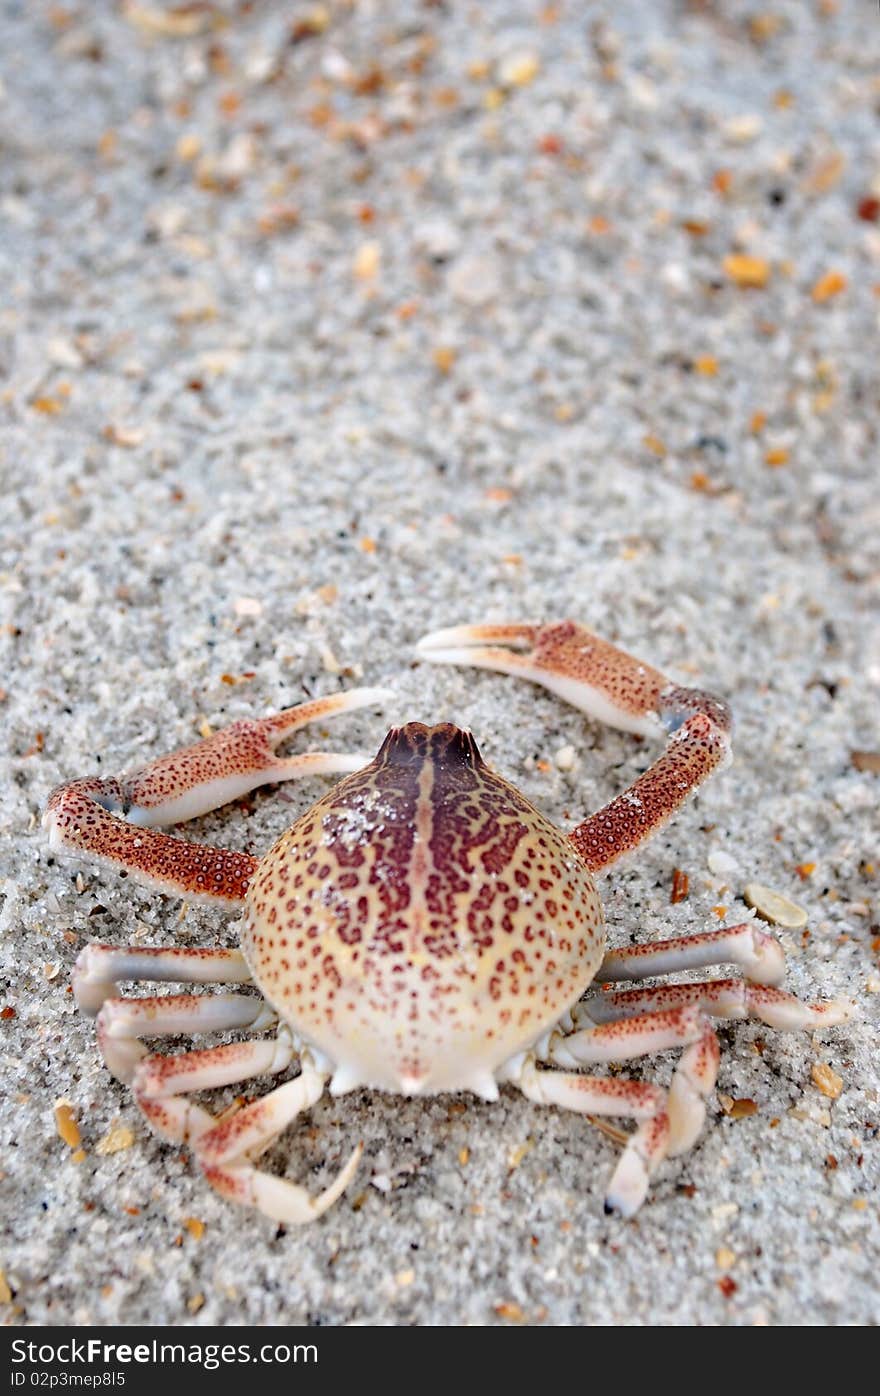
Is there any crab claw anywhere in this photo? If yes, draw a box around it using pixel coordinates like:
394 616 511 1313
417 621 541 655
417 619 732 874
417 620 668 738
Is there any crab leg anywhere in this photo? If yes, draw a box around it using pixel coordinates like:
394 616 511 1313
547 1005 721 1161
575 978 854 1031
517 1060 673 1217
537 973 853 1208
96 992 277 1082
198 1078 363 1225
134 1032 295 1100
132 1032 298 1151
550 1003 708 1067
583 922 853 1027
45 687 390 905
73 943 252 1014
596 923 787 985
73 941 262 1080
136 1049 362 1224
417 621 731 872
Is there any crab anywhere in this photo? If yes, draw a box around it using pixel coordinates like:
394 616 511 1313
44 620 851 1223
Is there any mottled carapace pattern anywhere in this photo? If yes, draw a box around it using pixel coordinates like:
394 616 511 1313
242 722 604 1097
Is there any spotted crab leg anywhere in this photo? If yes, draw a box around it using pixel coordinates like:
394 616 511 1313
532 925 854 1204
547 1003 719 1172
72 942 264 1080
516 1060 675 1217
136 1044 362 1224
582 920 854 1029
134 1031 296 1107
515 1000 722 1216
97 992 278 1083
74 943 358 1220
417 621 731 872
575 978 854 1032
45 687 390 905
197 1068 362 1222
597 923 786 984
545 976 851 1191
73 943 252 1013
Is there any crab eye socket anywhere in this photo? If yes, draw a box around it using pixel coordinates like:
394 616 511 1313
376 723 484 768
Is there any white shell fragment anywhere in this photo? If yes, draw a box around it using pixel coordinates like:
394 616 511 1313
743 882 808 928
233 597 263 617
448 254 502 307
708 850 738 876
554 744 576 771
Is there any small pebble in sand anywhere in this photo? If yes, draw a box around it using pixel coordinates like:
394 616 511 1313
671 868 689 904
432 346 456 373
811 270 847 303
353 242 381 281
723 253 771 288
95 1124 135 1156
233 597 263 617
719 1095 758 1119
497 52 540 88
494 1300 527 1322
811 1063 843 1100
54 1101 80 1149
723 113 763 143
320 644 342 675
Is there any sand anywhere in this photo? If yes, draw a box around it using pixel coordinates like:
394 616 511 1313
0 0 878 1325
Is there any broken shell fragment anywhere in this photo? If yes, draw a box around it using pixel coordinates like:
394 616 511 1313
743 882 808 928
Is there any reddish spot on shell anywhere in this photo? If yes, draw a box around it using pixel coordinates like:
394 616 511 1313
243 724 604 1090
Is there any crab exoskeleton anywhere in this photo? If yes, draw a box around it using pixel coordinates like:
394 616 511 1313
44 621 852 1222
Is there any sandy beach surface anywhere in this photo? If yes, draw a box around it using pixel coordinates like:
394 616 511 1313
1 1 878 1325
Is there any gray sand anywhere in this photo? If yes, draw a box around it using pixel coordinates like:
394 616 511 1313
1 1 878 1326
